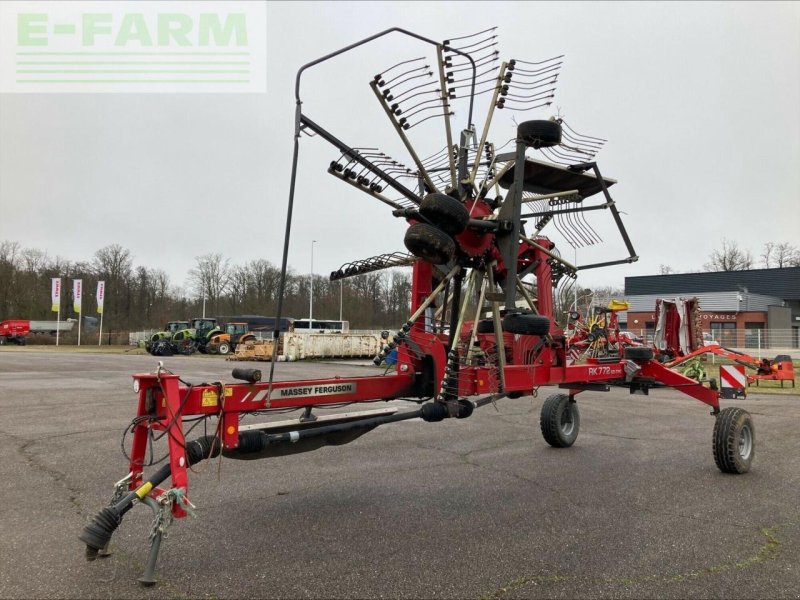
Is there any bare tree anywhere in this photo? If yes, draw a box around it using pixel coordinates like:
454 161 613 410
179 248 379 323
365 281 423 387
773 242 799 268
703 239 753 272
149 269 171 324
759 241 798 268
227 265 249 314
92 244 133 327
188 253 231 315
658 264 675 275
0 241 20 265
0 241 21 316
760 242 774 268
246 259 281 312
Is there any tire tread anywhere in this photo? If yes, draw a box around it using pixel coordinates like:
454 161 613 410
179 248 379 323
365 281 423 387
540 393 580 448
713 407 754 474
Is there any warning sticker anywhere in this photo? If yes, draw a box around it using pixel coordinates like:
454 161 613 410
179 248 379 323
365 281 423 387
202 389 219 407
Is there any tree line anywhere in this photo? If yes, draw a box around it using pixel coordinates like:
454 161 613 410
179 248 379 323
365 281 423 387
2 238 796 333
0 242 412 331
660 239 800 274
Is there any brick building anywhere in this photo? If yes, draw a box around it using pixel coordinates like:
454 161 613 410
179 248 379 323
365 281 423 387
623 267 800 348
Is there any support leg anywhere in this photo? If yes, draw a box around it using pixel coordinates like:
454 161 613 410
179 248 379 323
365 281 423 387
137 495 164 587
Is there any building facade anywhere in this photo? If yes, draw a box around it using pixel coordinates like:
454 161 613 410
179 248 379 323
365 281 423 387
623 267 800 348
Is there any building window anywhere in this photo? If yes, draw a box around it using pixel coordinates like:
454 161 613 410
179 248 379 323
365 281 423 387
744 322 764 349
710 322 737 347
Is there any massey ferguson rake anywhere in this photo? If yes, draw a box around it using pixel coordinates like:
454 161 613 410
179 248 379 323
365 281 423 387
80 27 755 584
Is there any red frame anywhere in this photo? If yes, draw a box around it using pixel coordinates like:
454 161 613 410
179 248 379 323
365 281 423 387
127 242 720 517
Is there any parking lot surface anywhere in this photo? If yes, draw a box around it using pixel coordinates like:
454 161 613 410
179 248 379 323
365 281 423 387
1 350 798 599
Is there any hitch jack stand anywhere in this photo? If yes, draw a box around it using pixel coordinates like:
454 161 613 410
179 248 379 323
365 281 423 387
138 495 164 587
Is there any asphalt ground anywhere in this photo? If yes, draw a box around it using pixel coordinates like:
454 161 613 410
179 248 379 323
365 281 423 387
0 350 798 599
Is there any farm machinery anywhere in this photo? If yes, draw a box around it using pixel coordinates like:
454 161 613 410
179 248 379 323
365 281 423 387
648 297 795 387
564 299 643 362
206 322 257 355
144 321 189 356
144 318 220 356
80 27 757 584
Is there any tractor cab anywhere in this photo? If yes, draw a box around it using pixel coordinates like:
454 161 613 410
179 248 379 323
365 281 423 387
166 321 190 334
191 318 218 336
225 322 249 337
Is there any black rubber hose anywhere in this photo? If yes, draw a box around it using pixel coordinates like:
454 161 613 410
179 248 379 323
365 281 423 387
262 408 423 445
80 436 220 560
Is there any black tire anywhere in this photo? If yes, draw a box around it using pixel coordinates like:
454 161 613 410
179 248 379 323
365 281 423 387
217 342 231 355
502 313 550 336
624 346 654 360
713 407 754 474
540 393 580 448
404 223 455 264
476 319 495 334
517 120 562 149
154 341 173 357
419 193 470 236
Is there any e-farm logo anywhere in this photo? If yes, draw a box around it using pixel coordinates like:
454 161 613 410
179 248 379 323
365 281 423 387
0 1 266 93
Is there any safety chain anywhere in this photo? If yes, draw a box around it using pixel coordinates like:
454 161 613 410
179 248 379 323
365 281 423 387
109 472 132 506
149 488 197 541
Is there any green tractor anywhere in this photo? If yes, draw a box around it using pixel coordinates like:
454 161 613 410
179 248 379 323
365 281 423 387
170 317 221 355
145 321 190 356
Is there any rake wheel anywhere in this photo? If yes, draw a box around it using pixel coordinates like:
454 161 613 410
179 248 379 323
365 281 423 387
403 223 455 265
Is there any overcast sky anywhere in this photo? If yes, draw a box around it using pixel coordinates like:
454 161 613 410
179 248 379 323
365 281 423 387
1 1 798 296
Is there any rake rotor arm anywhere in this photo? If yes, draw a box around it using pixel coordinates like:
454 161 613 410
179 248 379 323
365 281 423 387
271 29 478 396
302 114 421 205
571 161 638 261
576 257 639 271
293 27 476 125
327 165 407 210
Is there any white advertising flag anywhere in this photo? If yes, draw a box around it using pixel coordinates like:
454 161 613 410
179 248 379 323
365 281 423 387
73 279 82 314
97 281 105 315
51 277 61 312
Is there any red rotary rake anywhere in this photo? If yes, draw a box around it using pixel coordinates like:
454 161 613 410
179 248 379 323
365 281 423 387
80 27 755 585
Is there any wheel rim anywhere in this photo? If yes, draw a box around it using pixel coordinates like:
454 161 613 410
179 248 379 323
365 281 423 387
560 405 575 436
739 423 753 461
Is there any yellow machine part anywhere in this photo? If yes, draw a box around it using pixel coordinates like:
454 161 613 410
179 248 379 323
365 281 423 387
607 299 630 311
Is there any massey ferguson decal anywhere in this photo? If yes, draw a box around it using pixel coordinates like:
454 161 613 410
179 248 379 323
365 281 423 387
278 383 357 398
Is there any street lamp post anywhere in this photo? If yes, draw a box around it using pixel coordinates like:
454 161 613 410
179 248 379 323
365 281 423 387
339 279 343 321
309 240 316 327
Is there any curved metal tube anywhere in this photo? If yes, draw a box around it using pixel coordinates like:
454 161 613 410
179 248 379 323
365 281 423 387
267 28 477 397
